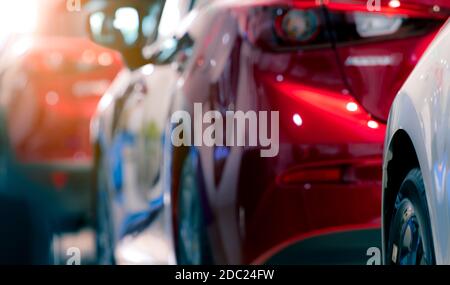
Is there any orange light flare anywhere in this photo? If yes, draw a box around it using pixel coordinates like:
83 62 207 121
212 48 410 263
0 0 39 38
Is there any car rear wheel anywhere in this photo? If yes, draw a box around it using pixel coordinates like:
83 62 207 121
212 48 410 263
176 148 212 265
94 154 115 265
386 168 435 265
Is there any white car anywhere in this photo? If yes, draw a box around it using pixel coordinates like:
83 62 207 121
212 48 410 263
382 20 450 265
89 0 211 264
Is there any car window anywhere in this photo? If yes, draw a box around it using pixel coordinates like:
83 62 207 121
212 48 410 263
89 0 165 49
142 2 165 40
35 0 165 40
150 33 194 65
143 0 202 64
154 0 197 40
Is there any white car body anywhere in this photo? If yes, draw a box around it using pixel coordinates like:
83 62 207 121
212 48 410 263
91 0 211 265
383 20 450 264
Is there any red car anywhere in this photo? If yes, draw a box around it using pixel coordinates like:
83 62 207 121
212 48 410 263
165 0 450 264
0 1 123 231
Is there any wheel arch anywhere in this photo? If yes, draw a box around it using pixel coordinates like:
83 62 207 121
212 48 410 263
382 129 420 258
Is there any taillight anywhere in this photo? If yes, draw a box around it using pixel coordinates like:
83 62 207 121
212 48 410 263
240 2 447 51
278 166 343 184
353 12 403 38
274 9 321 43
276 157 382 186
329 10 443 45
237 0 449 121
245 7 333 51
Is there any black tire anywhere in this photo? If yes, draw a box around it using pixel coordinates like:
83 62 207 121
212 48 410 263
175 148 212 265
0 112 53 264
386 168 435 265
0 194 53 265
93 150 116 265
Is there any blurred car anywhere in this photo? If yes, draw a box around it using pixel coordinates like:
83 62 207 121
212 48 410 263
87 0 205 264
163 0 450 264
382 19 450 265
0 0 123 233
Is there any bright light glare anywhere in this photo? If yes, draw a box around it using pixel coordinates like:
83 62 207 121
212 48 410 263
158 0 191 38
293 114 303 127
0 0 39 37
346 102 358 112
114 7 140 45
367 120 379 129
389 0 401 8
90 12 106 38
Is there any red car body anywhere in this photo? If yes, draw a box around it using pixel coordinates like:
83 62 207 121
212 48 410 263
0 16 123 228
3 37 122 164
167 0 450 264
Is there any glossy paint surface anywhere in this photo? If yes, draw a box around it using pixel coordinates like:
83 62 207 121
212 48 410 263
383 21 450 264
92 0 448 264
166 0 445 263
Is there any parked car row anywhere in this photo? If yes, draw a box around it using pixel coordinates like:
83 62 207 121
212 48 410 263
84 0 450 265
1 0 449 265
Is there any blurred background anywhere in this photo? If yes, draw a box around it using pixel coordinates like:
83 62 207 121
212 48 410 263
0 0 448 265
0 0 122 265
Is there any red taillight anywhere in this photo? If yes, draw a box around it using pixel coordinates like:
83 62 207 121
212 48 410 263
51 172 68 190
278 167 343 184
326 0 450 19
243 6 332 51
236 0 448 121
277 157 382 185
274 8 322 44
238 1 447 52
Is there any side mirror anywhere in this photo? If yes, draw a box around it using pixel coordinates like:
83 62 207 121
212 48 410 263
86 0 163 69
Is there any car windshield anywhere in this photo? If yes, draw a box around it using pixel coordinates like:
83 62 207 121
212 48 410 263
34 0 165 39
